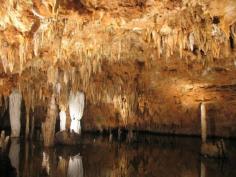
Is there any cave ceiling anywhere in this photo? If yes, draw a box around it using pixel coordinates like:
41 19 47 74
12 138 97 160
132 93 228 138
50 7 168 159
0 0 235 110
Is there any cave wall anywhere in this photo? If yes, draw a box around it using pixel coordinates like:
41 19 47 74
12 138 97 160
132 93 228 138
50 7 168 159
0 0 236 137
82 58 236 137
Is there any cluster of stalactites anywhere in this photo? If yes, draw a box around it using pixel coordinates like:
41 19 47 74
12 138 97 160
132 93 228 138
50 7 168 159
1 1 235 77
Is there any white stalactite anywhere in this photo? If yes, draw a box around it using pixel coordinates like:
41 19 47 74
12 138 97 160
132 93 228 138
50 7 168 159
59 110 66 131
200 102 207 143
9 89 22 137
189 32 195 52
69 91 85 134
67 154 83 177
9 138 20 177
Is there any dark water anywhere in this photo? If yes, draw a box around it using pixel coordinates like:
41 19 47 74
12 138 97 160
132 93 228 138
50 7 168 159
1 134 236 177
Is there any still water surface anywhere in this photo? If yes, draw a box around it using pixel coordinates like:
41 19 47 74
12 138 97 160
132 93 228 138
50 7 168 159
1 134 236 177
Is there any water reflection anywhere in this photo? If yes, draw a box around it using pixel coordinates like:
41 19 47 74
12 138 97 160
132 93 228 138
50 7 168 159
68 155 83 177
201 161 206 177
9 138 20 177
1 134 236 177
42 152 50 175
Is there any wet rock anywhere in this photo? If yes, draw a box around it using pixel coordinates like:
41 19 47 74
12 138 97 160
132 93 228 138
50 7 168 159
55 131 82 145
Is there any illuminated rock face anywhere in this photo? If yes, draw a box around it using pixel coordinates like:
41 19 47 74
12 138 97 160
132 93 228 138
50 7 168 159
69 91 85 134
9 90 22 138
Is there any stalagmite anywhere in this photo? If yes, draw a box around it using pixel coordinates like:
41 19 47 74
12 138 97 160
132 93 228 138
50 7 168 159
42 95 58 147
67 154 83 177
9 89 22 137
69 91 85 134
9 138 20 177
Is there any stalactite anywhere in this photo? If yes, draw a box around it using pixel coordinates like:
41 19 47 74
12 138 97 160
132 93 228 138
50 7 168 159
42 95 58 147
9 89 22 137
67 154 83 177
69 91 85 134
189 32 195 51
1 57 8 73
33 20 50 56
59 110 66 131
19 36 28 74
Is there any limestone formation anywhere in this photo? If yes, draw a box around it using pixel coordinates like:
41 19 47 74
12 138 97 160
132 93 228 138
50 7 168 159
69 91 85 134
0 0 235 140
42 95 58 147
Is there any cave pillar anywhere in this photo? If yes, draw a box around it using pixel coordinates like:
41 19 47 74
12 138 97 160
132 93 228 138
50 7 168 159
9 89 22 138
42 95 58 147
200 102 207 143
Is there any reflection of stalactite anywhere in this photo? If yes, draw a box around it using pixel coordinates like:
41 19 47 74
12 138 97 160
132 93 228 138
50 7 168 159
9 89 22 137
23 143 29 177
67 154 83 177
200 161 205 177
42 152 50 175
69 91 85 134
30 115 35 140
0 131 9 151
9 138 20 177
57 156 68 177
